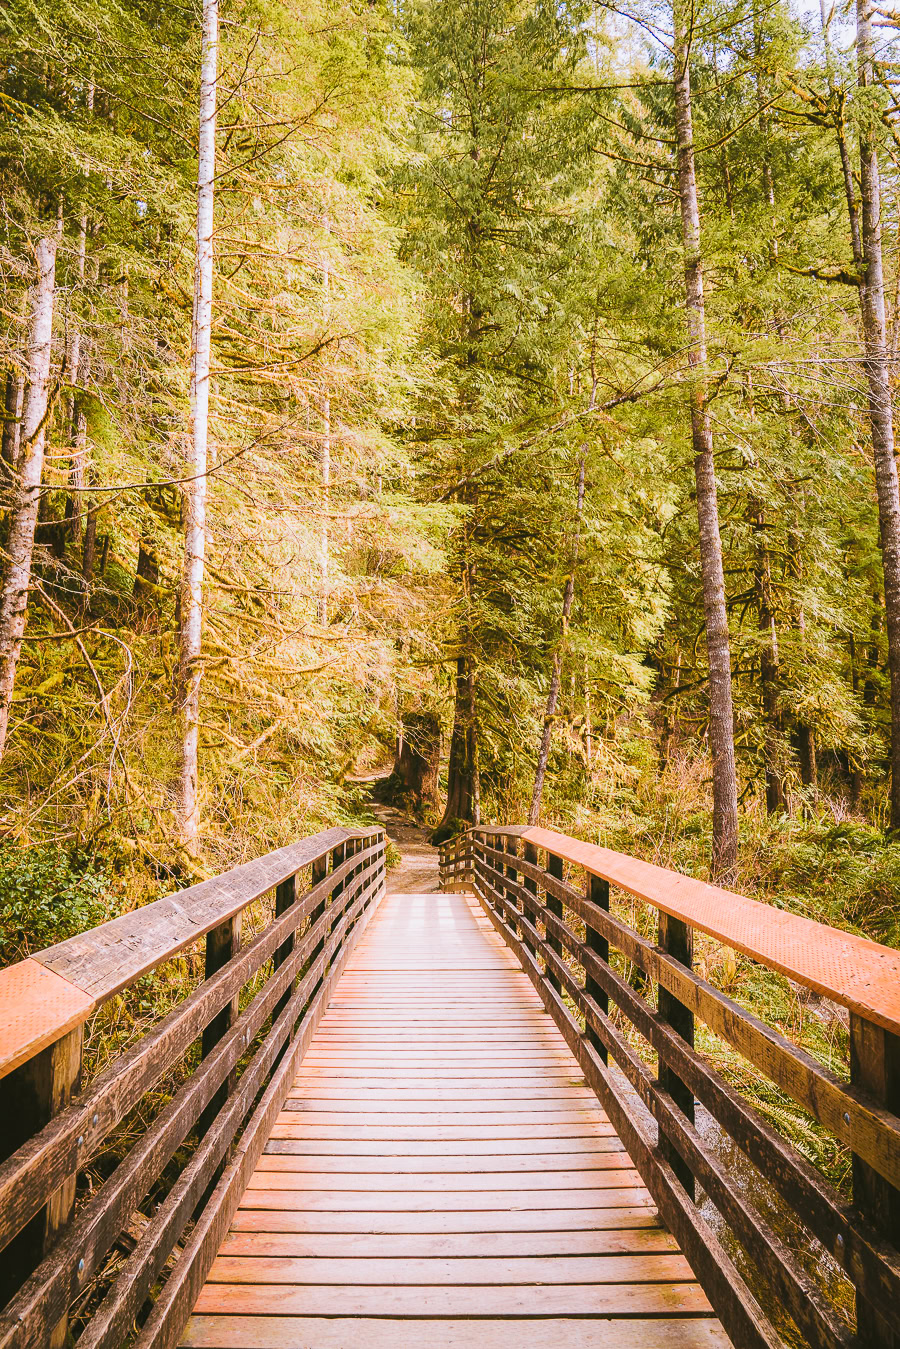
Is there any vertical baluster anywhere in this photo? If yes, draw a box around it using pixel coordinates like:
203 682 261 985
522 840 538 957
850 1014 900 1348
657 911 695 1198
546 852 563 992
585 872 610 1065
199 912 243 1133
0 1026 83 1345
503 835 521 939
273 871 298 1023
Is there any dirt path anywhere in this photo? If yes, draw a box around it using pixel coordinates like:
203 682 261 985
368 801 440 894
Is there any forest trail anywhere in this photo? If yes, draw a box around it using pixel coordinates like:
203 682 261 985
369 799 440 895
180 884 729 1348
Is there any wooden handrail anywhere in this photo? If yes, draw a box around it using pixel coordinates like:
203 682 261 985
467 824 900 1037
0 825 386 1349
440 825 900 1349
0 825 372 1081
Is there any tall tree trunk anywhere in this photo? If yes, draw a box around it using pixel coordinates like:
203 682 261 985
660 646 682 771
431 653 477 843
319 394 330 624
318 218 331 624
673 0 738 878
176 0 218 851
855 0 900 832
385 707 442 813
0 223 62 760
2 371 24 471
528 454 586 825
584 652 593 769
753 508 785 812
65 189 90 547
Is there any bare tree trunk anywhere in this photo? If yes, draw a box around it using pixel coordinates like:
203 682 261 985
2 371 24 471
65 180 90 546
176 0 218 851
753 508 785 812
660 646 682 771
584 651 593 769
528 455 586 825
0 223 62 759
319 394 330 623
431 654 477 843
673 0 738 879
855 0 900 833
318 219 331 624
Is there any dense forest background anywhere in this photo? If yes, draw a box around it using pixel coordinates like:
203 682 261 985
3 0 900 969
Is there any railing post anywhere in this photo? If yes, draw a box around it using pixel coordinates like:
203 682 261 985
544 852 564 992
522 840 538 956
503 835 521 940
850 1014 900 1348
199 912 242 1134
657 911 695 1199
273 871 299 1023
0 1026 83 1346
586 873 610 1065
311 846 335 967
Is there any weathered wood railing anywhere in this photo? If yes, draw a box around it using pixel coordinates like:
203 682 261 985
440 824 900 1349
0 825 385 1349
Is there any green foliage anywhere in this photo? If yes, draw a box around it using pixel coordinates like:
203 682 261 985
0 846 114 963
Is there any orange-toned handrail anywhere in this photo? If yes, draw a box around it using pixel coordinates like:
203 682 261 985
468 825 900 1038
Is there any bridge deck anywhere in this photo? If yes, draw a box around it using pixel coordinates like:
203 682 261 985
181 890 731 1348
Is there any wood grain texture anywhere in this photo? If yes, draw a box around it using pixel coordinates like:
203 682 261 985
180 890 728 1348
182 1315 731 1349
35 827 379 1002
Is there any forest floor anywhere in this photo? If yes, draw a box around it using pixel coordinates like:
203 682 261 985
368 799 440 894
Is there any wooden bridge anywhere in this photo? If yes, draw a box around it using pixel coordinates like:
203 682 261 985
0 824 899 1348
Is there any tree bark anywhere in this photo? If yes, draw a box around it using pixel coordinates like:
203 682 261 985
529 454 586 825
385 708 442 813
753 508 785 812
2 371 24 471
176 0 218 851
0 223 62 760
673 0 739 878
855 0 900 831
318 218 331 625
431 654 478 843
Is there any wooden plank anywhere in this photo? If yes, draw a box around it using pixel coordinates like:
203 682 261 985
229 1206 662 1234
192 1282 713 1316
243 1169 642 1192
267 1122 614 1141
238 1187 655 1211
264 1133 618 1152
216 1229 678 1257
260 1149 628 1169
207 1253 696 1284
182 1315 732 1349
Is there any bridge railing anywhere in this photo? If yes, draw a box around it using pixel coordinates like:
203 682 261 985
0 825 385 1349
440 824 900 1349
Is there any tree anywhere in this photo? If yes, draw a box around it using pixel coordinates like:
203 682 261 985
671 0 738 876
175 0 218 852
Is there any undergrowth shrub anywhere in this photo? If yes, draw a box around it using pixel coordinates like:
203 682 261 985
0 846 115 964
